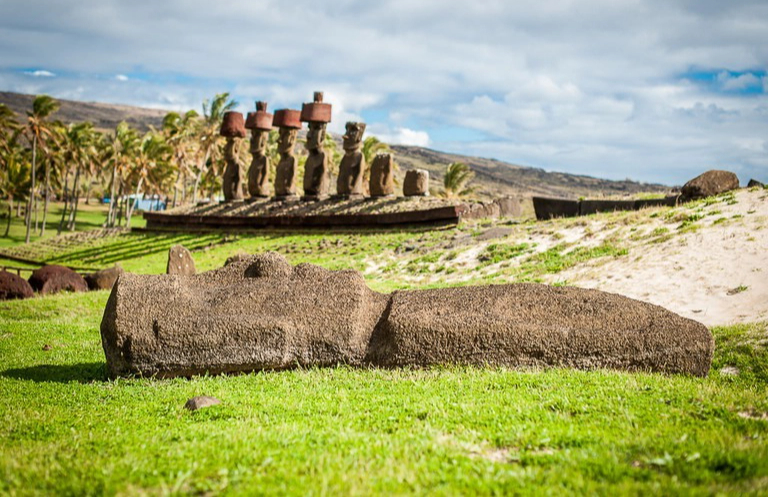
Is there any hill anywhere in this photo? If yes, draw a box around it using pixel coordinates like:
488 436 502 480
0 90 670 199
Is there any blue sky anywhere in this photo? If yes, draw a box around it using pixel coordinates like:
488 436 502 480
1 0 767 185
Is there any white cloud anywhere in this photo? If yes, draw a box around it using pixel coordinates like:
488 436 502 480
368 125 431 147
717 71 761 91
114 74 129 81
0 0 766 184
24 69 55 77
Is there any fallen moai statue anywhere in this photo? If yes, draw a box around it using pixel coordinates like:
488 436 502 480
100 252 713 379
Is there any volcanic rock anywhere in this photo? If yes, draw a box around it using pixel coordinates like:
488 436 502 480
681 170 739 199
166 245 195 276
747 179 765 188
0 270 34 300
184 396 221 411
101 252 713 379
403 169 429 196
84 265 124 291
28 265 88 295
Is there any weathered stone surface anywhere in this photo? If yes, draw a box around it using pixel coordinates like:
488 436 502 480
101 253 388 378
101 253 713 379
748 178 765 188
681 170 739 199
0 270 34 300
273 126 299 199
219 111 246 138
337 122 367 197
222 138 245 202
403 169 429 196
184 396 221 411
495 197 523 218
248 129 270 197
84 265 124 291
369 153 395 197
28 265 87 295
366 284 713 377
166 245 195 276
580 199 637 216
302 122 330 199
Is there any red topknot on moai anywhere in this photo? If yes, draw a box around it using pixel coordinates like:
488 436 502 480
272 109 302 201
220 111 246 202
301 91 333 200
245 101 273 198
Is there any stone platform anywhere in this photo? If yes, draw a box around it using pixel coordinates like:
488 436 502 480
143 196 521 230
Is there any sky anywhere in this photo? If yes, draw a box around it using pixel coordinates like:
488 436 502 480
0 0 766 186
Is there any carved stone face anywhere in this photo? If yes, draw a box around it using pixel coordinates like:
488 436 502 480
342 122 366 152
278 127 298 155
250 130 268 154
306 122 326 152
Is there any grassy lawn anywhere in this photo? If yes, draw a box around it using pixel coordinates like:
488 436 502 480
0 292 766 495
1 193 767 494
0 201 146 250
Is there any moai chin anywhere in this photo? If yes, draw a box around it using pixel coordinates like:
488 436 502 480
300 92 332 201
245 101 273 198
220 111 247 202
369 153 395 197
336 121 367 198
272 109 302 201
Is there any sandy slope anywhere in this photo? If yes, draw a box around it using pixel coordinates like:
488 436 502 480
546 189 767 327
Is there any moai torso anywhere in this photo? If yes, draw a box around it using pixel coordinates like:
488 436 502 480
245 102 273 198
274 128 299 197
303 122 330 198
369 153 395 197
337 122 367 197
220 112 246 202
222 138 244 201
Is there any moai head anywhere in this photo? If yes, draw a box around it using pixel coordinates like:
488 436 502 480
343 122 366 152
219 112 247 139
272 109 302 155
245 101 273 155
301 92 332 152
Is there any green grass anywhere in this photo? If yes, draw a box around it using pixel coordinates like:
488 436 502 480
0 201 145 249
1 293 766 495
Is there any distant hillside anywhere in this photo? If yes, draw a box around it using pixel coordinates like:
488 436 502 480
0 90 670 199
0 91 166 132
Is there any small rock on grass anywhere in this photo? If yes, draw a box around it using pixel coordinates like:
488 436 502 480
184 396 221 411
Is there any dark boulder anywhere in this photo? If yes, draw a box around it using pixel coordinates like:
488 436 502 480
681 170 739 199
28 265 88 295
747 179 765 188
84 265 124 291
0 270 34 300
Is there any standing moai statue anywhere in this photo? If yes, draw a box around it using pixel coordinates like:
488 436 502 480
369 153 395 197
403 169 430 196
272 109 302 201
220 111 246 202
301 92 333 201
245 101 273 198
337 122 367 198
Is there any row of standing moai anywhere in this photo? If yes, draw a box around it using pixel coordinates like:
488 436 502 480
218 92 430 203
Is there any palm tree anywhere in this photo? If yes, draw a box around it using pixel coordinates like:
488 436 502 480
163 110 199 207
24 95 60 242
0 104 20 156
362 136 391 165
57 122 97 233
39 121 65 236
105 122 139 227
440 162 475 198
192 93 236 203
125 131 171 226
0 137 30 237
